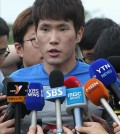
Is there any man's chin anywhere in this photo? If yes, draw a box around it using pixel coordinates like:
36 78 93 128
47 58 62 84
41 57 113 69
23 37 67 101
47 60 62 66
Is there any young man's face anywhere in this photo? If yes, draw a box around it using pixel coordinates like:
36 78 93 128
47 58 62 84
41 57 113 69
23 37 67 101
15 25 43 67
36 19 83 67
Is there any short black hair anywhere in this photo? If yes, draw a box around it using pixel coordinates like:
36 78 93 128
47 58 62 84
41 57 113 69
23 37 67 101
79 18 118 50
0 17 9 38
32 0 85 33
94 25 120 59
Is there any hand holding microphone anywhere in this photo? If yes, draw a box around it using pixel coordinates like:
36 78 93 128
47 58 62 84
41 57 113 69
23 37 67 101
113 115 120 134
27 125 44 134
26 82 45 128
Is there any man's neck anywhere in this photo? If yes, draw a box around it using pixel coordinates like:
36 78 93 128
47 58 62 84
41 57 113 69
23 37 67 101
44 58 77 75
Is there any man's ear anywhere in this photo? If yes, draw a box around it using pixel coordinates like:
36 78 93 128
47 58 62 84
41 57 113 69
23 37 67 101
76 26 84 43
14 42 24 58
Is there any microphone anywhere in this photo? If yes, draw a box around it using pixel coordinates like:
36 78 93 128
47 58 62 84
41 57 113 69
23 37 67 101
44 70 66 134
64 76 82 88
65 76 88 134
84 77 120 126
89 58 120 102
1 76 31 119
107 56 120 73
26 82 45 128
7 82 28 134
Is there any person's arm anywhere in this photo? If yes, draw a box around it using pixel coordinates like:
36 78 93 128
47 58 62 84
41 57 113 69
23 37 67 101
1 45 21 76
27 125 44 134
113 115 120 134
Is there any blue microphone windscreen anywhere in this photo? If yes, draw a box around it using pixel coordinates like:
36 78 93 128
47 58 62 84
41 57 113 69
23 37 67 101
26 82 44 111
89 58 117 86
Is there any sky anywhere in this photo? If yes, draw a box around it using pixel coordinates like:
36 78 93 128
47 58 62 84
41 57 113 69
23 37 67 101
0 0 120 24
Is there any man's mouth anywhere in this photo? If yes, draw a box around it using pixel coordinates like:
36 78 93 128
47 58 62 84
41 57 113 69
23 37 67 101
48 49 60 57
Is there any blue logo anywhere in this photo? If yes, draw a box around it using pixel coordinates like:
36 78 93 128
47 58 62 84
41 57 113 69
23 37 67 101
44 86 66 102
66 87 86 105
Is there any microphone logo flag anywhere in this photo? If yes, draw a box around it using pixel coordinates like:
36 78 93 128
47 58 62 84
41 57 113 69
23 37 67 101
7 82 28 102
44 86 66 102
26 82 44 111
27 88 40 97
15 85 23 94
66 87 86 105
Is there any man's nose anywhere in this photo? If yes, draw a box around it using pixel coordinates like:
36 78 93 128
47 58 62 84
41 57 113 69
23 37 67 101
49 31 59 45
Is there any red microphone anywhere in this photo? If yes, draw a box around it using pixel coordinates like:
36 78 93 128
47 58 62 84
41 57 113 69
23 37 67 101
84 78 120 126
64 76 93 120
64 76 82 88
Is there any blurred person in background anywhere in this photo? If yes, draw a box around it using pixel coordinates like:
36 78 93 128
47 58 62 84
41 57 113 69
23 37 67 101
1 6 43 134
0 17 15 134
0 17 10 80
78 17 118 64
12 6 43 68
5 6 43 134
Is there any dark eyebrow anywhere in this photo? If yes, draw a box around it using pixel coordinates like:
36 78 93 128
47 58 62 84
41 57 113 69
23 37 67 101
39 22 70 28
57 23 69 27
39 24 50 27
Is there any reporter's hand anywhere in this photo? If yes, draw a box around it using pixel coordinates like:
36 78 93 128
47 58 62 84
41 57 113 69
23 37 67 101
113 115 120 134
91 114 111 133
0 119 15 134
27 125 44 134
53 126 74 134
0 113 6 123
0 95 7 102
75 122 108 134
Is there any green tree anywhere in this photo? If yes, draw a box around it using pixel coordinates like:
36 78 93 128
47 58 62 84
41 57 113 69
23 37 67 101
8 24 14 44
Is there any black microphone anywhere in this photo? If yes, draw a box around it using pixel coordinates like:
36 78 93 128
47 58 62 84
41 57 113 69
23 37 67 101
7 82 28 134
1 77 30 122
107 56 120 73
44 70 66 134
